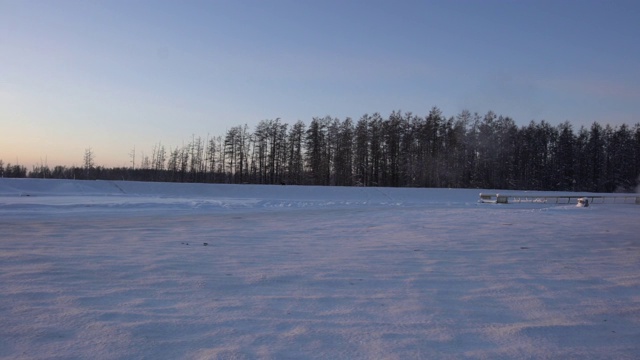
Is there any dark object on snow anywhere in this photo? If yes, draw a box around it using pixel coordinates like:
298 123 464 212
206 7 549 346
203 242 208 246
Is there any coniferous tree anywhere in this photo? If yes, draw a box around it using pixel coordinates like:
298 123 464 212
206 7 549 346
268 119 288 184
334 117 354 186
606 124 635 191
383 111 403 187
368 113 384 186
554 121 576 191
205 136 219 182
223 127 241 182
586 122 606 191
305 117 328 185
493 116 518 189
353 114 370 186
633 124 640 190
574 126 591 191
253 121 269 183
287 121 306 185
400 112 418 187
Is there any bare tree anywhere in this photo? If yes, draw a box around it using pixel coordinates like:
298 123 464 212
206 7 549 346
129 146 136 170
84 148 95 169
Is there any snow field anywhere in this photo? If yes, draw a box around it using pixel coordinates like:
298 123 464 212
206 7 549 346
1 179 639 359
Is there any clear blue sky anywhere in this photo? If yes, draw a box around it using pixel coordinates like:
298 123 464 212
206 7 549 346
2 0 639 168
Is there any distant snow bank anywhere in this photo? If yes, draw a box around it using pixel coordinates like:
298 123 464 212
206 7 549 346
0 178 471 203
0 178 623 212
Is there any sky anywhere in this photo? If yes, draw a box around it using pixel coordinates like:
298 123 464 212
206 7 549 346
2 0 639 169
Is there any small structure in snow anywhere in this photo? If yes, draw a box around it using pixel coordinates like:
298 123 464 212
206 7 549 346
577 197 589 207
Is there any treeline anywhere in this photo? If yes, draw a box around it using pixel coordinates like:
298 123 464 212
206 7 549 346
0 162 28 178
7 108 640 192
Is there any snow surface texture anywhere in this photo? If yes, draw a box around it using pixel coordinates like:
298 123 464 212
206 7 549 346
1 179 639 359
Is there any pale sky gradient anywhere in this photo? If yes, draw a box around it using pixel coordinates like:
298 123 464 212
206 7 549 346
2 0 639 169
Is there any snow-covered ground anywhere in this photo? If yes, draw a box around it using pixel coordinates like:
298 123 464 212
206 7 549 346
1 179 639 359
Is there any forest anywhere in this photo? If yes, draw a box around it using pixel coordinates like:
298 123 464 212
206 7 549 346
4 108 640 192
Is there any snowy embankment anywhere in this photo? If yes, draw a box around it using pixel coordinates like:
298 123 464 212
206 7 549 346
1 179 639 359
